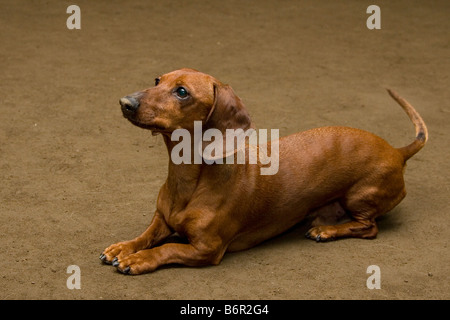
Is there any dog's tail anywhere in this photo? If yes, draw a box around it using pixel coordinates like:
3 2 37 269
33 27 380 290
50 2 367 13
387 89 428 161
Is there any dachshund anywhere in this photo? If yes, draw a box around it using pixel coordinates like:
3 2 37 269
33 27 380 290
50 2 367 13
100 68 427 274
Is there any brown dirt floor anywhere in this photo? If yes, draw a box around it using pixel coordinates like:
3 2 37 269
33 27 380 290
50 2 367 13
1 0 449 300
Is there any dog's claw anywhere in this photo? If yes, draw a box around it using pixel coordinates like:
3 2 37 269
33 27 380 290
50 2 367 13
117 266 131 274
100 253 113 264
112 258 119 267
306 227 335 242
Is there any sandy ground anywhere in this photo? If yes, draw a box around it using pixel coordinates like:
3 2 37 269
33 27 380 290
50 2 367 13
0 0 449 300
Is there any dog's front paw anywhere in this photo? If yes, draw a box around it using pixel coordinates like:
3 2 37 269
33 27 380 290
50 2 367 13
100 240 140 265
114 250 156 275
305 226 337 242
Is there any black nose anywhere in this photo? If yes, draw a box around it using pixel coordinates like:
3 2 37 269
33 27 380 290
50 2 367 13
119 96 140 113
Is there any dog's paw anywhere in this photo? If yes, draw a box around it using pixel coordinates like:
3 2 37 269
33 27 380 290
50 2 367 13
100 240 139 265
305 226 337 242
114 250 156 275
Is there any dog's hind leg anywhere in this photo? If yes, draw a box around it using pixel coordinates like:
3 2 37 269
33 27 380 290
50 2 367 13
306 172 406 241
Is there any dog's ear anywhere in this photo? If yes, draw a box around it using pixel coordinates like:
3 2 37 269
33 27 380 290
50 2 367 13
206 83 252 132
202 83 254 162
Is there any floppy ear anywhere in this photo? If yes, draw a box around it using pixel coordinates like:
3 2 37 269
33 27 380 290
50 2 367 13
201 83 254 162
206 83 253 132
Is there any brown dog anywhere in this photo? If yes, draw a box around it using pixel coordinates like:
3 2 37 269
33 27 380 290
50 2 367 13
100 68 427 274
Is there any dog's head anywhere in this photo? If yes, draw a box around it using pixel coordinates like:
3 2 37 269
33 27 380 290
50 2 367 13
119 68 253 137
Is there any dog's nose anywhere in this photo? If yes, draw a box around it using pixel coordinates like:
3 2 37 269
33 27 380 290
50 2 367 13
120 96 140 113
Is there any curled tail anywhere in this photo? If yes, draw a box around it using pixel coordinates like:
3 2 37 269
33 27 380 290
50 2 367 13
387 89 428 161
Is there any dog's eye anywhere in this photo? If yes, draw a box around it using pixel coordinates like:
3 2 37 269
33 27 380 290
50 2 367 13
155 78 160 86
175 87 189 99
